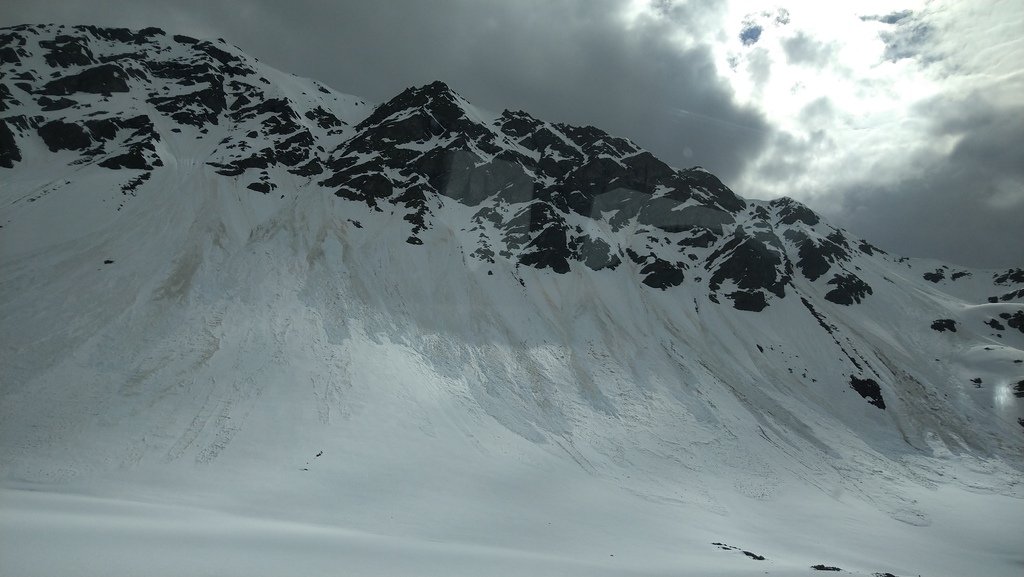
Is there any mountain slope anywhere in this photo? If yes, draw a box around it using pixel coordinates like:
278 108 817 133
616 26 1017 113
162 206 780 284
1 24 1023 577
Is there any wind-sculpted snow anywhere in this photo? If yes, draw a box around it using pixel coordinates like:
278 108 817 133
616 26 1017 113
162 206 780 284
2 24 1024 577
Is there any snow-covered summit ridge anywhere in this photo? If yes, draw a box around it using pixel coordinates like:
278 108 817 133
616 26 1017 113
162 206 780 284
4 23 1021 312
0 23 369 196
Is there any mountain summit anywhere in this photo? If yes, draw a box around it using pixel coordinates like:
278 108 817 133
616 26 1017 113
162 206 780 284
2 24 1023 577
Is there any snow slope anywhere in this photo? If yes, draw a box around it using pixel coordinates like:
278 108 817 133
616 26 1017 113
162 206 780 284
1 24 1023 577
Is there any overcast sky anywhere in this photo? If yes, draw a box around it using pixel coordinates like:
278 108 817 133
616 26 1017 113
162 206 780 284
4 0 1022 268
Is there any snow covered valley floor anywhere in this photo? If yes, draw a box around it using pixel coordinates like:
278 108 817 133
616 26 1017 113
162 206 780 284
2 453 1022 577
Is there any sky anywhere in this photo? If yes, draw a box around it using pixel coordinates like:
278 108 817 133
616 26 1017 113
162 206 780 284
3 0 1023 268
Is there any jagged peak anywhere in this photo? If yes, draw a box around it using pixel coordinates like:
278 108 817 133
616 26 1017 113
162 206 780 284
417 80 460 98
497 109 544 127
770 195 821 226
499 108 534 119
355 80 477 133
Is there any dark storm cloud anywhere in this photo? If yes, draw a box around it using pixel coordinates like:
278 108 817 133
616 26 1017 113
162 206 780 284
759 102 838 179
816 95 1024 269
750 128 835 183
0 0 769 181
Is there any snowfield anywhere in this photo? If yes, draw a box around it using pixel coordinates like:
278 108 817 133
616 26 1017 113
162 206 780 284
3 471 1023 577
1 24 1022 577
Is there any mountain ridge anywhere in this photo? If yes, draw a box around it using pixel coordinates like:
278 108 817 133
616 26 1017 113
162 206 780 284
3 24 1020 305
2 23 1024 577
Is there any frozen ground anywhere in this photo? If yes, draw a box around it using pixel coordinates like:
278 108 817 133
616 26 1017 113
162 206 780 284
2 453 1022 576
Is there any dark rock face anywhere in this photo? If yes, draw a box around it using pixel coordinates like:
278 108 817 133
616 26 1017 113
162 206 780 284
148 83 226 127
1010 381 1024 399
41 63 130 95
333 172 393 207
985 318 1005 331
849 376 885 409
857 240 883 255
728 290 768 311
99 152 148 170
679 167 746 212
40 34 95 67
0 46 20 65
824 273 872 305
36 114 161 169
304 105 344 129
37 119 91 151
640 204 734 233
37 95 76 111
923 268 945 283
0 119 22 168
773 196 820 226
995 288 1024 302
5 22 314 185
678 228 718 248
120 172 151 196
931 319 957 332
640 257 685 289
711 543 767 561
742 551 765 561
994 268 1024 285
707 228 789 309
0 83 18 112
247 181 273 193
578 236 620 271
508 203 572 273
210 95 322 178
1004 311 1024 334
432 151 535 206
786 229 850 281
78 25 161 44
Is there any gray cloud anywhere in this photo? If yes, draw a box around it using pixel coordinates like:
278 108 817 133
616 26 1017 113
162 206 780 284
798 97 835 125
745 48 772 88
733 3 1024 268
860 9 936 63
860 10 913 25
782 32 835 67
749 128 835 184
815 95 1024 269
879 21 934 62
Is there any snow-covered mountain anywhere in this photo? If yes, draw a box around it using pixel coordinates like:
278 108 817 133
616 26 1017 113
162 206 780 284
2 24 1023 577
